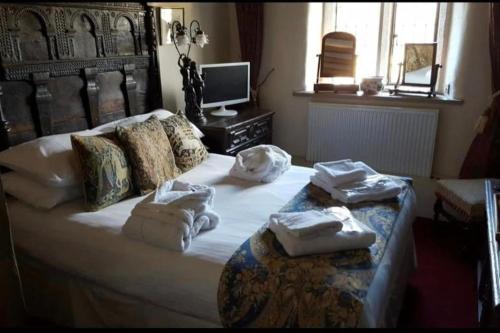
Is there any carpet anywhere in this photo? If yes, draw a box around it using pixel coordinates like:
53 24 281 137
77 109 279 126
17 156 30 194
398 217 478 328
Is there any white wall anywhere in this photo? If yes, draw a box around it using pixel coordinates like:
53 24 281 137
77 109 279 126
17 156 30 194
433 3 492 178
256 2 491 179
153 2 491 179
149 2 234 113
258 3 312 158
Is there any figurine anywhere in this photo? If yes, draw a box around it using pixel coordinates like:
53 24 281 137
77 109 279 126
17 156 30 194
179 55 206 123
190 60 205 113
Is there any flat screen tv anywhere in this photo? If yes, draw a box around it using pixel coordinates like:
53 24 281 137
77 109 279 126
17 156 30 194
199 62 250 117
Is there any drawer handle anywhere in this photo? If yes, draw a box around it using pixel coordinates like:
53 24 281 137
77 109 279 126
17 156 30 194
248 126 256 138
232 129 247 137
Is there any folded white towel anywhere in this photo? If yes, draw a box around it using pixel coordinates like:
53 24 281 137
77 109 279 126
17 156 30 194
122 180 220 251
229 144 291 183
313 159 368 187
269 209 376 257
311 173 402 203
123 211 215 252
132 180 216 220
269 207 351 238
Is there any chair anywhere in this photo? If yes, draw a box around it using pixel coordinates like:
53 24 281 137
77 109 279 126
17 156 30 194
314 31 358 93
433 178 487 255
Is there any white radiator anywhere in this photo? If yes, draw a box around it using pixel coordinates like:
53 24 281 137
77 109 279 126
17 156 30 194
307 102 439 177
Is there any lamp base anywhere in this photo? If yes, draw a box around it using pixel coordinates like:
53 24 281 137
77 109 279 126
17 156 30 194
210 105 238 117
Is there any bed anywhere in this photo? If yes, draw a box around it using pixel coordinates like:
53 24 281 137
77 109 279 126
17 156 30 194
5 153 416 327
0 1 417 328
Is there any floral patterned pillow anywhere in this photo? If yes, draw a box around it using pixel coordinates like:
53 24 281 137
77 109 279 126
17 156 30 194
116 115 180 195
71 132 135 211
160 115 209 172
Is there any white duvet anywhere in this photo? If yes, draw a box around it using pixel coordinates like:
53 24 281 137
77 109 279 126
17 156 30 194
8 153 416 327
9 154 316 324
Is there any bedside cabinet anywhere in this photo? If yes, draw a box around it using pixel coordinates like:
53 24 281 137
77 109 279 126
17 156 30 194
195 108 274 156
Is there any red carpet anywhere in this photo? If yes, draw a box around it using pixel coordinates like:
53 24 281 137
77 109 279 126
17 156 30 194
398 217 478 328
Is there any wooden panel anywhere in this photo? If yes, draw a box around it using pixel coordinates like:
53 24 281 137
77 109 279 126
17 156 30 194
16 10 51 62
96 71 127 124
115 15 136 56
0 85 11 151
32 72 53 136
134 68 148 115
0 81 36 145
0 2 163 150
122 63 137 116
48 76 88 133
83 67 100 127
71 14 98 59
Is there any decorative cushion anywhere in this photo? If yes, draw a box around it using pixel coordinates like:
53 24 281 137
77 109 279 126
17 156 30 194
116 115 180 195
1 172 82 209
435 178 486 220
71 132 135 211
160 115 209 172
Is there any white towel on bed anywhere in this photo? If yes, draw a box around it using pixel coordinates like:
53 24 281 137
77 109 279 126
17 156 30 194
311 173 402 204
123 211 214 252
269 208 376 257
313 159 368 187
229 144 291 183
132 180 216 219
268 207 350 238
122 180 220 251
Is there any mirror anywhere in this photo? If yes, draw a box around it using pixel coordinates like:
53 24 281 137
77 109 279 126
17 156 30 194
319 31 356 78
402 43 437 86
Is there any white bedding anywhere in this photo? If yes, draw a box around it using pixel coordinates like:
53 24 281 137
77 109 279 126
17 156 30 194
8 153 416 327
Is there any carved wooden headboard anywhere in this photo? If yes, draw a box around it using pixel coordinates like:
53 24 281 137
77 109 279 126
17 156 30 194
0 1 163 151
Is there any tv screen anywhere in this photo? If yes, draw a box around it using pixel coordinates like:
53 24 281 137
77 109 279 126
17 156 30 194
200 62 250 108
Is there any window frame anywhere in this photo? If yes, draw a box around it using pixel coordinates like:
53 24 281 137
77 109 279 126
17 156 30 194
322 2 446 87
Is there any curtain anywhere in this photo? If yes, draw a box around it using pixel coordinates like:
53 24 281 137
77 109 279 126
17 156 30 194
235 3 264 101
459 3 500 179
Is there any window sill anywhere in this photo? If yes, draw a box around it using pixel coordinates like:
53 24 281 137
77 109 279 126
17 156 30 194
293 90 464 106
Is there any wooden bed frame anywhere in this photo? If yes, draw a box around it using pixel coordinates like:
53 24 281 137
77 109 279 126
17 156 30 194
0 1 163 151
0 2 165 325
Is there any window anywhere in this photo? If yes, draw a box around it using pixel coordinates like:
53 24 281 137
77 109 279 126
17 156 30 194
321 2 446 86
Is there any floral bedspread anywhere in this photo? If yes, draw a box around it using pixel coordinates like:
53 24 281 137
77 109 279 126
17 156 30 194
217 178 411 328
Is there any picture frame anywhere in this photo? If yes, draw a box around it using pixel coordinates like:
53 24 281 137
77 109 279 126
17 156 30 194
157 7 185 45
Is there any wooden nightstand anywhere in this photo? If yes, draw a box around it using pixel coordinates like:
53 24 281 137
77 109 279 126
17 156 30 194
194 107 274 156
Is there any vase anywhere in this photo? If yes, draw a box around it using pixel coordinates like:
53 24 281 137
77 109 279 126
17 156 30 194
360 76 384 95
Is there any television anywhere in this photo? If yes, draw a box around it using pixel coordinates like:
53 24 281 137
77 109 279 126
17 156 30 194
199 62 250 117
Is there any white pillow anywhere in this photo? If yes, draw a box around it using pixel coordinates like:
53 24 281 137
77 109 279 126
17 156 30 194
93 109 205 138
1 172 82 209
0 129 99 187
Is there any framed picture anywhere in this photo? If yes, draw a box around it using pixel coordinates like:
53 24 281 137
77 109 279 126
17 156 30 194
158 7 185 45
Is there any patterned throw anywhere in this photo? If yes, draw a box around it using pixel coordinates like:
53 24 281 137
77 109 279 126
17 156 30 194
217 178 411 328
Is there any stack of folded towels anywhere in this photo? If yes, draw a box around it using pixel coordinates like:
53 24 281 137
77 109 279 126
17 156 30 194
122 180 220 252
229 144 291 183
310 159 403 203
268 206 376 257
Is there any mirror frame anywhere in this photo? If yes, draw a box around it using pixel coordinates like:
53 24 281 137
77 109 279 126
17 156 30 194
319 31 356 79
401 42 437 87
